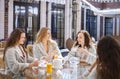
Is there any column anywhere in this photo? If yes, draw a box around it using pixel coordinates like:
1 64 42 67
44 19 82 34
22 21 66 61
65 0 72 47
116 18 120 35
97 15 100 40
47 2 51 29
103 17 105 36
40 1 46 28
113 18 115 35
76 0 82 33
0 0 4 39
84 8 86 30
8 0 13 37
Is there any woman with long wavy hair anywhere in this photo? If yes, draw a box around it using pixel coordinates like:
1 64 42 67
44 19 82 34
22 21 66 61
33 27 62 61
3 28 39 79
81 36 120 79
67 30 96 65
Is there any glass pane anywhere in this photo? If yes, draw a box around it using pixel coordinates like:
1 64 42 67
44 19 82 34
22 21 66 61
51 3 65 48
86 9 97 40
33 7 38 15
14 2 40 45
105 18 113 36
15 6 26 29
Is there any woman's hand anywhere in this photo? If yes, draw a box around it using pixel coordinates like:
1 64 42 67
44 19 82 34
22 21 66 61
43 50 57 61
50 50 57 58
78 48 89 55
29 60 39 69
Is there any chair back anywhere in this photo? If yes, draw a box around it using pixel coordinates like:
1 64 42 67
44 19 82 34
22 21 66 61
0 73 12 79
26 45 33 57
0 55 5 69
112 36 120 44
66 38 74 51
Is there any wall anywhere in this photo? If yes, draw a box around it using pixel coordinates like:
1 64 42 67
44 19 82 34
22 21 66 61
0 0 4 40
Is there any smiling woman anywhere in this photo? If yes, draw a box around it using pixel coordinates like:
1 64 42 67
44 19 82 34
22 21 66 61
3 28 39 79
67 30 96 65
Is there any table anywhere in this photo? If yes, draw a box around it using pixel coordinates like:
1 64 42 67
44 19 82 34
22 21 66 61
29 62 90 79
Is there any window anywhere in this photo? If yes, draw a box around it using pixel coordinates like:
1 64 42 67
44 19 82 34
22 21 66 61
51 3 65 48
14 1 40 44
86 9 97 40
105 17 113 36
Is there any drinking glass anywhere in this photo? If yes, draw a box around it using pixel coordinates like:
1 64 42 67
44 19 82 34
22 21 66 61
69 57 80 65
46 63 52 74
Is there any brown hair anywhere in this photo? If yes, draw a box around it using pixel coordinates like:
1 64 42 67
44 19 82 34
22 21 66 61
36 27 50 43
3 28 26 60
97 36 120 79
75 30 91 48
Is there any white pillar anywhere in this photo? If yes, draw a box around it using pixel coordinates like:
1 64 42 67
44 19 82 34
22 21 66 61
40 1 46 28
97 15 100 40
113 18 115 35
103 17 105 36
65 0 72 47
0 0 4 39
84 8 86 30
47 2 51 29
76 0 82 33
116 18 119 35
8 0 13 36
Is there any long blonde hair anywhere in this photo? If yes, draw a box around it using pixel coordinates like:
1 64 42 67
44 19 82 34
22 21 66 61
36 27 57 48
36 27 50 43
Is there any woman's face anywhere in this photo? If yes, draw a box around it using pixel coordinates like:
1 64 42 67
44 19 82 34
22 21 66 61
77 32 85 45
18 33 26 45
45 30 51 40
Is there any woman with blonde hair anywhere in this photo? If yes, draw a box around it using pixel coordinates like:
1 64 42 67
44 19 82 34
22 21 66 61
33 27 62 61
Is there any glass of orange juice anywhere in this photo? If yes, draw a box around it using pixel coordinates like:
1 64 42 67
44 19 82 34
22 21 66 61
46 63 52 74
54 55 58 59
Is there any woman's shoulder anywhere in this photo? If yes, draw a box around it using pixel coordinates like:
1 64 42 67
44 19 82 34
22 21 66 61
33 42 42 47
87 43 96 49
6 47 15 51
5 47 16 55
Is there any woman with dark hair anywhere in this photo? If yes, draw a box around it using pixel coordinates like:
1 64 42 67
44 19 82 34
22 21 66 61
3 28 39 79
81 36 120 79
33 27 62 61
67 30 96 64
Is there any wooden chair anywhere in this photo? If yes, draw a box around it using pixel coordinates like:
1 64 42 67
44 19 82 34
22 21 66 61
0 73 12 79
0 55 5 69
0 42 2 48
26 45 33 57
66 38 74 51
1 41 6 48
112 36 120 44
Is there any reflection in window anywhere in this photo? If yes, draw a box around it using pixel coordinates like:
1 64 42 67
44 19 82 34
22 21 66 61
51 3 65 48
14 2 40 44
105 17 113 36
86 9 97 40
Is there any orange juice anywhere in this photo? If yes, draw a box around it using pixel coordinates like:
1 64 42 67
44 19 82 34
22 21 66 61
54 55 58 59
46 63 52 74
